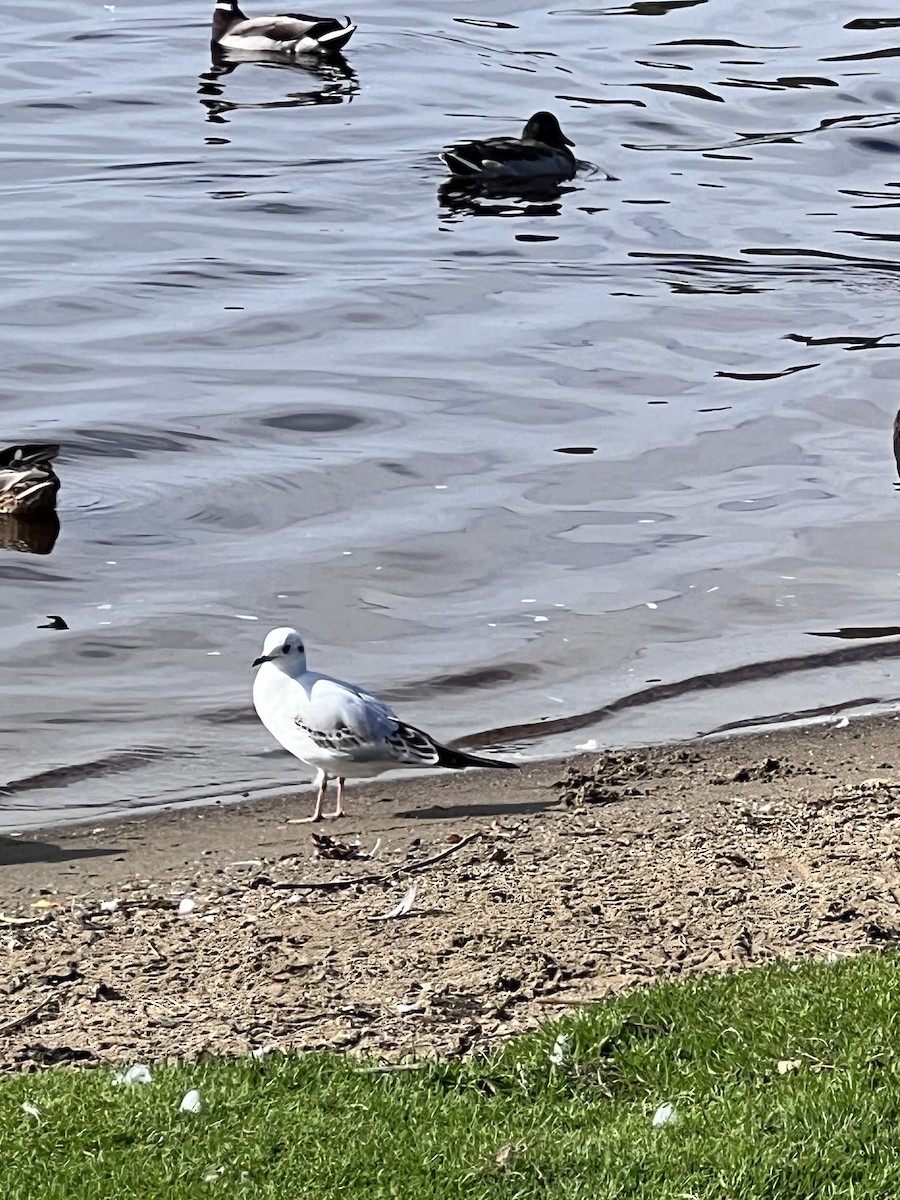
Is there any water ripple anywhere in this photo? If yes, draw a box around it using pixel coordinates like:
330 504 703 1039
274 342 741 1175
4 0 900 828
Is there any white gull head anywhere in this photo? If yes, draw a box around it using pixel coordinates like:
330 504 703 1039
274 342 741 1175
252 626 307 676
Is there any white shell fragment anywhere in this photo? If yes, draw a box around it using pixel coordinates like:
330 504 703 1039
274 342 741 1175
548 1033 569 1068
250 1045 277 1060
113 1063 153 1086
652 1102 677 1127
178 898 197 915
180 1089 202 1113
370 885 417 922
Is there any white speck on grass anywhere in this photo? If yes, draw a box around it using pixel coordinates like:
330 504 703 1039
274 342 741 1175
250 1045 277 1060
113 1064 152 1086
652 1102 676 1127
178 898 196 915
203 1167 224 1183
548 1033 569 1068
180 1089 202 1113
21 1102 41 1119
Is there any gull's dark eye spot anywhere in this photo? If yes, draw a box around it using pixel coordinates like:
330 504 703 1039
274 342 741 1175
282 643 291 654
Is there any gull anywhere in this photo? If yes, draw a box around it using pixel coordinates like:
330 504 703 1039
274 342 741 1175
252 626 517 821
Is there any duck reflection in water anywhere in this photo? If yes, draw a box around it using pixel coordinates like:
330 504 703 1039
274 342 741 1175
0 513 61 555
437 175 575 221
0 443 61 555
199 44 358 121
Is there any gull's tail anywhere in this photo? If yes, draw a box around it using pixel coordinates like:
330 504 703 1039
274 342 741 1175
435 742 518 771
389 721 518 770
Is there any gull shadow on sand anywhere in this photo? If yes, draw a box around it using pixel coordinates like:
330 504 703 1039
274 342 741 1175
397 798 558 820
0 835 123 868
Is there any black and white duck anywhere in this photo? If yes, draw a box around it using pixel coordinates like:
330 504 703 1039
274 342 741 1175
0 444 60 516
211 0 355 55
441 112 577 182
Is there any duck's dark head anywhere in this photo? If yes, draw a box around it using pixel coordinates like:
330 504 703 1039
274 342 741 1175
523 112 574 149
211 0 244 42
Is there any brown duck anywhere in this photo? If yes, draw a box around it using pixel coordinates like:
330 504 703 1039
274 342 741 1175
0 444 60 515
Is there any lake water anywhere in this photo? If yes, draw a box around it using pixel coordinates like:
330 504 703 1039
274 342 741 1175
4 0 900 831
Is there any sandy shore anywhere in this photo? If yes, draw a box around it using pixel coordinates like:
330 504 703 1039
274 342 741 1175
2 712 900 1071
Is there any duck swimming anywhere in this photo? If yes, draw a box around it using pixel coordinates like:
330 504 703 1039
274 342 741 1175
211 0 355 55
441 111 577 182
0 444 60 516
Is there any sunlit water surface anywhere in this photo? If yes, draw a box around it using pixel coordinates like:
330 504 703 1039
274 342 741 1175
4 0 900 830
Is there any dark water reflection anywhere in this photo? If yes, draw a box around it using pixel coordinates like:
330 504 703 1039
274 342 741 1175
198 49 359 122
5 0 900 828
438 177 575 220
0 515 60 557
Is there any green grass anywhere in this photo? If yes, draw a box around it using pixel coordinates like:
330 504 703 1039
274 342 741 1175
4 954 900 1199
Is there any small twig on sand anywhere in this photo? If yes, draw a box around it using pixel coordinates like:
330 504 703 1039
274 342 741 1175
0 992 56 1038
398 832 483 876
270 832 484 891
80 897 180 922
534 994 608 1007
270 872 386 892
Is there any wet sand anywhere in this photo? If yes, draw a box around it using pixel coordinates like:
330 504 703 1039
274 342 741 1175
2 713 900 1071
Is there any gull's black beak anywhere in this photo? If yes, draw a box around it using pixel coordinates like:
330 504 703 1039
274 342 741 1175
252 654 271 667
563 133 575 147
